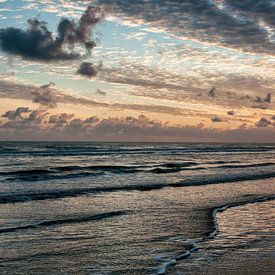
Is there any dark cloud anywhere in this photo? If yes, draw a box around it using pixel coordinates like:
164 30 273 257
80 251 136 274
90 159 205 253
2 107 31 120
31 82 57 108
272 115 275 120
97 0 275 55
264 93 272 103
211 116 224 123
223 0 275 28
208 87 216 97
49 113 75 126
67 118 89 131
2 108 48 130
255 117 272 128
27 109 48 123
85 116 100 123
227 111 235 116
95 89 106 96
0 6 103 61
77 62 98 78
255 96 263 103
255 93 272 103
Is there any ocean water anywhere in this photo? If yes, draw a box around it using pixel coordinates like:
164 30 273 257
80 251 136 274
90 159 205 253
171 200 275 274
0 142 274 274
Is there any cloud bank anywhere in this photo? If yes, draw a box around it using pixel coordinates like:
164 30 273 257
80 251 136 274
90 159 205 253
1 108 275 142
97 0 275 55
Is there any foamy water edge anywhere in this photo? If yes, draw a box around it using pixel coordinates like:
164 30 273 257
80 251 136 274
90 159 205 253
154 195 275 275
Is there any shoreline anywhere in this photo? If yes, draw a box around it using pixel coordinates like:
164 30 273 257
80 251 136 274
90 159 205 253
156 195 275 275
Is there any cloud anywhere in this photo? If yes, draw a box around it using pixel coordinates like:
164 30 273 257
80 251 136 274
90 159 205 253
255 96 263 103
49 113 75 126
97 0 275 55
211 116 225 123
40 82 56 89
99 63 275 111
0 6 103 61
95 88 106 96
255 93 272 103
227 111 235 116
101 64 189 91
208 87 216 97
2 108 48 130
1 107 31 120
27 109 48 123
0 80 209 117
265 93 272 103
31 82 57 108
222 0 275 28
1 108 275 142
251 104 269 110
255 117 272 128
0 80 273 128
1 107 98 133
77 62 98 78
85 116 100 123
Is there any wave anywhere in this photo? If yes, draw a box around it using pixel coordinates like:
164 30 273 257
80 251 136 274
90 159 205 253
1 171 275 204
0 166 138 175
206 160 241 164
161 162 197 168
0 210 130 234
2 161 274 181
153 195 275 275
150 167 204 174
3 171 104 181
1 162 197 174
0 145 274 157
214 162 275 169
0 162 197 181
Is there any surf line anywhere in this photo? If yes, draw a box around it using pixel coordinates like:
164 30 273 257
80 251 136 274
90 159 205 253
0 210 131 234
154 195 275 275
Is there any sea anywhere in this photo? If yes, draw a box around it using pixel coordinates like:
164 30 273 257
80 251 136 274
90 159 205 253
0 142 274 274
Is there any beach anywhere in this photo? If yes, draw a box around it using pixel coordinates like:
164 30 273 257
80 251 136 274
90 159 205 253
170 199 275 274
0 142 274 274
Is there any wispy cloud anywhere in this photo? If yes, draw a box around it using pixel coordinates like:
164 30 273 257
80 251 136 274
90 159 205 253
31 82 57 108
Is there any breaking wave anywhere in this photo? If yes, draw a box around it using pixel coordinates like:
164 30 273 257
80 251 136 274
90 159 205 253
1 171 275 204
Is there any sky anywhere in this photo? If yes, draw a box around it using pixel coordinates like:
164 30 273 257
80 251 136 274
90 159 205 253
0 0 274 142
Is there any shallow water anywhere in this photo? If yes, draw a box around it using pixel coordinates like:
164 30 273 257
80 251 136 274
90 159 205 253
0 142 274 274
171 200 275 274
